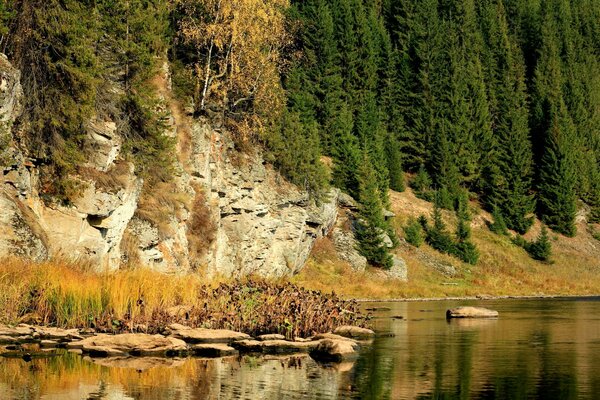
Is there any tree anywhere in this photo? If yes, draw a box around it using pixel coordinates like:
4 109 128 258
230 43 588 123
355 152 392 269
176 0 289 136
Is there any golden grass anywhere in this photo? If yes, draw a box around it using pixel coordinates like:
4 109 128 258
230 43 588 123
0 258 203 328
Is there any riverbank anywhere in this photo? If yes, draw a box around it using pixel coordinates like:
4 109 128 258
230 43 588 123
0 259 366 337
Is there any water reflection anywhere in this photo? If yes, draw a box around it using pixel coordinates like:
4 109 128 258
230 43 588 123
0 298 599 399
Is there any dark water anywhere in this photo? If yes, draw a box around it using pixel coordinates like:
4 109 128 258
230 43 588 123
1 298 600 399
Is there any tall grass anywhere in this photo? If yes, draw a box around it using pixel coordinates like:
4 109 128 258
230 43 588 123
0 258 365 337
0 258 203 329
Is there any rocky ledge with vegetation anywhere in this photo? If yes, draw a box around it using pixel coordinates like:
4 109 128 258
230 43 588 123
0 267 373 363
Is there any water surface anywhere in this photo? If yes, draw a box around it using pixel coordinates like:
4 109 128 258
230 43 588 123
1 297 599 399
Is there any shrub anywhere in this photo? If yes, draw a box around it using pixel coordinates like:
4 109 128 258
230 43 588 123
513 226 552 262
489 205 509 235
404 218 424 247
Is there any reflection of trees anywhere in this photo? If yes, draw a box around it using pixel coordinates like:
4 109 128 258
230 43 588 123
352 340 395 400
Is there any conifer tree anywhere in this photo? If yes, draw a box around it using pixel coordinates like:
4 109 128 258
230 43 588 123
355 152 393 269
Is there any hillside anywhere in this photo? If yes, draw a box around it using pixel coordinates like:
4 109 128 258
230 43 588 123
294 187 600 298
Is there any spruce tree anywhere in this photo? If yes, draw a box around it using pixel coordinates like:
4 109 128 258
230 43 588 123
355 152 392 269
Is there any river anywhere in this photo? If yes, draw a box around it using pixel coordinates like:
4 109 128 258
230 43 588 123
1 297 599 399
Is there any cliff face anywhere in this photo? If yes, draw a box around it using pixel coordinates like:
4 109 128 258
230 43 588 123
0 56 339 278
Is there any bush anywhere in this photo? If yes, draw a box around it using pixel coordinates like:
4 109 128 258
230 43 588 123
453 240 480 265
404 218 424 247
513 226 552 262
527 226 552 261
489 205 509 235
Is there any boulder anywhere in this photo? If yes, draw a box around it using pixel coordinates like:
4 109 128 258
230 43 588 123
190 343 238 357
387 256 408 281
331 227 367 272
446 306 499 319
333 326 375 340
310 339 360 363
72 334 188 357
168 323 250 343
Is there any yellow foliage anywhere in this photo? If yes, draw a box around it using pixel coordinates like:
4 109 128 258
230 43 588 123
177 0 289 136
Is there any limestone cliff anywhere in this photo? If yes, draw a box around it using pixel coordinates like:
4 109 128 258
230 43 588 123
0 55 341 278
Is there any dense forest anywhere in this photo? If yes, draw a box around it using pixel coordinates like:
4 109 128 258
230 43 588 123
0 0 599 269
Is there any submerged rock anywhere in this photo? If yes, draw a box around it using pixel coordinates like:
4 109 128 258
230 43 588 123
71 334 188 357
446 306 499 319
333 326 375 340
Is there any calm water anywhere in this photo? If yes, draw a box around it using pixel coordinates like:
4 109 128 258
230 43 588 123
1 298 600 399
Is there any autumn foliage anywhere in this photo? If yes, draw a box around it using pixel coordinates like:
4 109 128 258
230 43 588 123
176 0 289 138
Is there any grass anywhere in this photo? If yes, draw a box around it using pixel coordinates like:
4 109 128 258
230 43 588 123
0 258 366 338
293 188 600 299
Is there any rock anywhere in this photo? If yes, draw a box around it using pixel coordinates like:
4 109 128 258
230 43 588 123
312 333 358 343
40 340 59 348
34 327 83 341
168 324 250 344
257 334 286 341
338 193 358 210
0 335 19 345
386 256 408 281
232 339 321 354
310 339 360 363
191 343 239 357
333 326 375 340
383 210 396 219
331 227 367 272
0 325 34 337
446 306 499 319
73 334 188 357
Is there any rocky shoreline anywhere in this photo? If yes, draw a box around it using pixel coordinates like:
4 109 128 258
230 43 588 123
0 323 374 365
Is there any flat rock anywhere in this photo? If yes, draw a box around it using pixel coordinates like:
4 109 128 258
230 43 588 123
73 334 188 357
333 326 375 340
35 327 83 341
191 343 238 357
257 334 286 341
232 339 321 354
310 339 360 363
312 333 358 343
0 325 34 337
168 323 250 344
446 306 499 319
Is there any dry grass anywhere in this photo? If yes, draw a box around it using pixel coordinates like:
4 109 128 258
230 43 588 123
0 258 366 337
0 258 203 329
77 161 133 194
294 188 600 299
187 187 216 263
135 181 191 238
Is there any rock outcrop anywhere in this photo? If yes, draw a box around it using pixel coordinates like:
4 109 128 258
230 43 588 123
0 54 378 279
